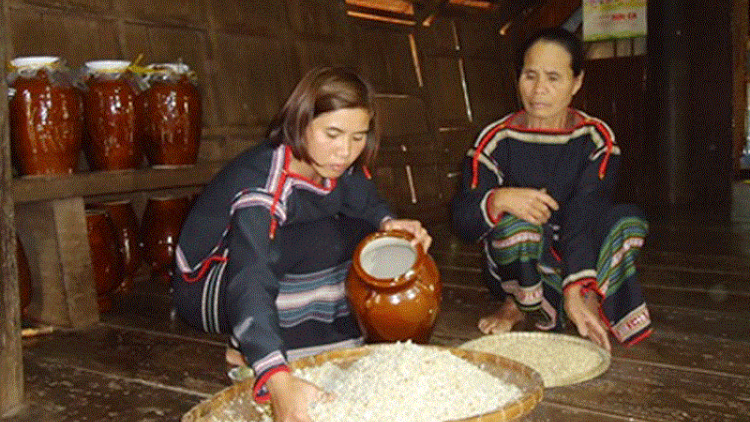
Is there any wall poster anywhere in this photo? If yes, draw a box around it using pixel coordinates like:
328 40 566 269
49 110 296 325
583 0 647 41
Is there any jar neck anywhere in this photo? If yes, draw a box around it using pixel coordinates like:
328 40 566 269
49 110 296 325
354 231 425 289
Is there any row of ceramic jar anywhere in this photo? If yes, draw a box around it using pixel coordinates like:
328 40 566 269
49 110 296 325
8 56 202 177
16 194 193 317
86 195 193 312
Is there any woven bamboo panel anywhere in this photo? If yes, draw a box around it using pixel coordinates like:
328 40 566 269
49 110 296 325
8 6 120 67
375 95 430 139
120 0 205 24
294 39 351 73
351 24 418 96
422 56 471 126
463 57 517 126
286 0 346 37
454 17 503 59
212 33 291 128
207 0 284 35
417 17 459 53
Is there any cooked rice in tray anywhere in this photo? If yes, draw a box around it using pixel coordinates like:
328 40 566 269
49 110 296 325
298 342 521 422
208 341 525 422
460 332 611 388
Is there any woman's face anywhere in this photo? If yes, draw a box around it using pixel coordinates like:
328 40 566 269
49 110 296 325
518 40 583 128
300 107 370 182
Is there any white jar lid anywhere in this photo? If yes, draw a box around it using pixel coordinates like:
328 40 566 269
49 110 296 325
85 60 132 73
10 56 60 70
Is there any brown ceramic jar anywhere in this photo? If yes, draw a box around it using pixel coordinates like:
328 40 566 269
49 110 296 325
82 60 144 171
140 195 190 284
85 208 125 313
141 63 202 167
9 56 83 176
346 230 442 344
89 199 143 296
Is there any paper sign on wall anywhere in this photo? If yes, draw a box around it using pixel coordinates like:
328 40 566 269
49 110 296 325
583 0 647 41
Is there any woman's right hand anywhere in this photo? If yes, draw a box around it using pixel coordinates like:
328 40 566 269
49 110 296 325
490 187 559 225
266 371 329 422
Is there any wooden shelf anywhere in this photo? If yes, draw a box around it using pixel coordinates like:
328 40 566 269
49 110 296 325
11 162 225 204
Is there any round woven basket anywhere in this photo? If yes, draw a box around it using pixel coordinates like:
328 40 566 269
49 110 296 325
460 332 611 388
182 346 544 422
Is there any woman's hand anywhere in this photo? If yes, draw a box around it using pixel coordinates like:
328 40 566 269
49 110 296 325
380 218 432 252
266 371 330 422
563 285 611 351
490 187 559 225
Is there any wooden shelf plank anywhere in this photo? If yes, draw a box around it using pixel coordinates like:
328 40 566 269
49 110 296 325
11 162 225 204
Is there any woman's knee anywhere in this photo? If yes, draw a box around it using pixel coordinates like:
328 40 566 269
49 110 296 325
490 215 543 239
487 216 544 262
599 204 648 243
608 204 648 228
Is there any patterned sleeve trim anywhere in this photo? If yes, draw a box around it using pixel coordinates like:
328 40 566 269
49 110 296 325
483 188 503 225
480 189 502 229
562 270 600 294
252 350 287 379
470 114 516 189
253 364 291 403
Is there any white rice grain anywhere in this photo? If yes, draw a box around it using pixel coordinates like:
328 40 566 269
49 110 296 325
296 342 521 422
461 334 607 387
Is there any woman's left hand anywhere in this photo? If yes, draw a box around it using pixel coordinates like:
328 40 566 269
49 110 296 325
381 218 432 252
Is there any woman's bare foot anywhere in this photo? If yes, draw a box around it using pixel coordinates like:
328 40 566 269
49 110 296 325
478 296 525 334
225 347 247 366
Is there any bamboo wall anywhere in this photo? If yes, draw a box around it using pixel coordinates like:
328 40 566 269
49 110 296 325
1 1 519 411
4 0 517 222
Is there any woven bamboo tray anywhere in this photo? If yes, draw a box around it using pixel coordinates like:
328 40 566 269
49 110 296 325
460 332 611 388
182 345 544 422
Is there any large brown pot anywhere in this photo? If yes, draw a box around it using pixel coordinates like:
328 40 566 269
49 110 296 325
9 56 83 176
141 195 190 284
142 63 202 167
85 208 125 313
89 199 143 296
82 60 144 171
346 230 441 344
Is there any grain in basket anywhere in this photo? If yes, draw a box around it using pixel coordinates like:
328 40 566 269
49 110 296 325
209 341 524 422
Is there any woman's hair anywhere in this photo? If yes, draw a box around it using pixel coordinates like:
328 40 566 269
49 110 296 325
515 27 584 77
266 66 379 167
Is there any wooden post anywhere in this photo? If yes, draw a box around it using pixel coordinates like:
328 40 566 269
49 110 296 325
645 0 691 209
16 198 99 328
647 0 737 213
732 0 749 175
0 1 24 411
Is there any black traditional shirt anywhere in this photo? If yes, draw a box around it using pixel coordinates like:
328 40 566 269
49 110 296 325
452 109 620 288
